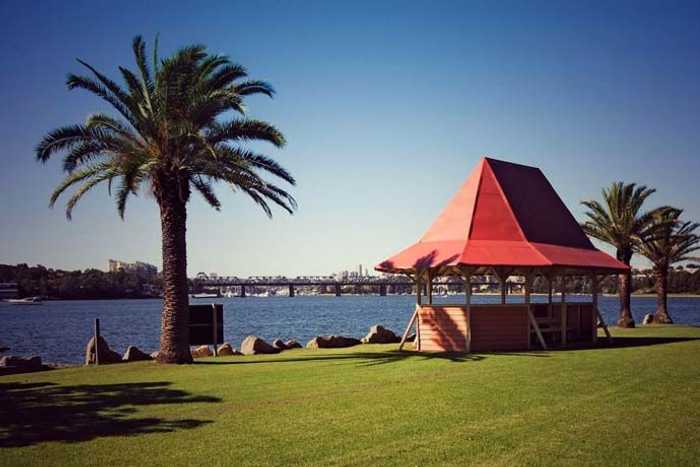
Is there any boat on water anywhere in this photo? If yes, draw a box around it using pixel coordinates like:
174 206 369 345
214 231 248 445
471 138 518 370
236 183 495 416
190 292 220 299
4 296 43 305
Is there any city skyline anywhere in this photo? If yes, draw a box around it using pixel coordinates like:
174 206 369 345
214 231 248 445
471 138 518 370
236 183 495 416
1 1 699 276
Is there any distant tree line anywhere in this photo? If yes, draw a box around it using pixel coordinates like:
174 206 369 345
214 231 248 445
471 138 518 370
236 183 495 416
529 267 700 295
0 264 163 300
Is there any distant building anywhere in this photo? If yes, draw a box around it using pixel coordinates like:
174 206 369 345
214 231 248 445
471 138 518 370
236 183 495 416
108 259 157 278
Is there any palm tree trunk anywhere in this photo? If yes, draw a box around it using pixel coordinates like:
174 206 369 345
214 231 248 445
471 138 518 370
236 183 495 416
617 271 634 327
616 248 635 328
156 182 192 364
654 267 673 324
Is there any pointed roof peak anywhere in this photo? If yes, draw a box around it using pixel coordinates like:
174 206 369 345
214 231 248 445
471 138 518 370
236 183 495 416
377 157 628 273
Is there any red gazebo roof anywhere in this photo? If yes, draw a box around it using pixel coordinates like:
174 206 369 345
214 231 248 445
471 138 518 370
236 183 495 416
376 157 628 274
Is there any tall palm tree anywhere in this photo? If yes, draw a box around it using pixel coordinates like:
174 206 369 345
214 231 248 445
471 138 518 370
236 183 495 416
634 209 700 324
36 37 296 363
581 182 670 328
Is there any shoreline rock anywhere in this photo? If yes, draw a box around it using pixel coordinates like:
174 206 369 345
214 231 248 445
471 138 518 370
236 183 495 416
122 346 152 362
284 339 302 349
217 343 242 356
241 336 280 355
362 325 400 344
85 336 122 365
306 335 361 349
0 355 44 375
191 345 214 358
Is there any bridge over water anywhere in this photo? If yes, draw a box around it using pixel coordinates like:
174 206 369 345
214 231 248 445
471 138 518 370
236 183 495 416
195 278 507 297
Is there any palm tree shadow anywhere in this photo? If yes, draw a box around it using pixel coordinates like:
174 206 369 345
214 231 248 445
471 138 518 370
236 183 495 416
0 381 220 448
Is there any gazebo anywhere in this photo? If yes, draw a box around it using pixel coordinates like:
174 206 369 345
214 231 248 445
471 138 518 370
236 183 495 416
376 157 628 352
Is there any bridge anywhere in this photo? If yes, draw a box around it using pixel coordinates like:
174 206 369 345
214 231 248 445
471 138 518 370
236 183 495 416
194 278 511 297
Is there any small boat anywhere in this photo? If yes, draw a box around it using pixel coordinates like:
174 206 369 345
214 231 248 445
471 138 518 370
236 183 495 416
190 292 220 299
5 297 43 305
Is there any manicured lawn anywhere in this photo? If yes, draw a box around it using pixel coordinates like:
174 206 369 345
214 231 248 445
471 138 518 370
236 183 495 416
2 326 700 466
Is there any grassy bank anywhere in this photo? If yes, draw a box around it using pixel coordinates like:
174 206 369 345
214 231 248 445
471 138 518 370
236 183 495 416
2 326 699 466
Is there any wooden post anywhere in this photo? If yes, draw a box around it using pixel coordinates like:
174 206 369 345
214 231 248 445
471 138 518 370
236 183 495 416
94 318 100 365
524 271 533 304
560 276 567 347
426 270 433 305
591 274 599 345
212 304 219 357
462 268 473 353
500 275 507 304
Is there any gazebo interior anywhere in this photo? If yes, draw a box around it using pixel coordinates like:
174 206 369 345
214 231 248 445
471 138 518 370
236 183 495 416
376 157 628 353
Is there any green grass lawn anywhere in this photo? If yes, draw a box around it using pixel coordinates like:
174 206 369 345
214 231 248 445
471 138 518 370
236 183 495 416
2 326 700 466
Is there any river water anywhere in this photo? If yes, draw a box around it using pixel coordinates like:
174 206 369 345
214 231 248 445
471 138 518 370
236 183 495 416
1 294 699 364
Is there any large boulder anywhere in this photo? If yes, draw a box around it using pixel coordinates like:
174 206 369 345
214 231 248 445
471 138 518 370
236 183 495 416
191 345 213 358
362 325 400 344
284 339 302 349
217 343 242 356
0 355 42 371
306 335 361 349
122 346 152 362
85 336 122 365
241 336 280 355
642 313 654 325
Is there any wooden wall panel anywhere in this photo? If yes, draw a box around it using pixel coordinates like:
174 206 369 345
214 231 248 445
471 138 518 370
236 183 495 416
470 305 529 352
418 306 468 352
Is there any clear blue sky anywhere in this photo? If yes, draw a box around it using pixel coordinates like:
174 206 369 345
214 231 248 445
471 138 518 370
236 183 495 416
1 0 699 276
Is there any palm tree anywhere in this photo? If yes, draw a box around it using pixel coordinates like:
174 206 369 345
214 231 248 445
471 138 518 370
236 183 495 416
634 209 700 324
581 182 671 328
36 37 296 363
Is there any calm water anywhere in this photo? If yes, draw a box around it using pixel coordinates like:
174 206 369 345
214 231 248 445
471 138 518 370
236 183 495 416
1 294 699 364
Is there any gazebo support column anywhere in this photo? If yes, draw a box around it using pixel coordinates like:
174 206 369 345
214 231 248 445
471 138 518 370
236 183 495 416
560 275 568 347
591 274 599 345
493 267 512 305
426 269 433 305
547 274 553 316
461 267 474 353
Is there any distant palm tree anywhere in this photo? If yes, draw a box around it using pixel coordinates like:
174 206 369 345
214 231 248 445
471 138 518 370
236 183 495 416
634 209 700 323
36 37 296 363
581 182 671 328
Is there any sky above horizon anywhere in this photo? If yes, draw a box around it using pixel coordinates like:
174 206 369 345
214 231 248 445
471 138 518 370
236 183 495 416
1 0 699 276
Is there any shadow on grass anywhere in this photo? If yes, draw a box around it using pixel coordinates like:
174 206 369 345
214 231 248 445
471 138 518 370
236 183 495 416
194 350 488 367
195 335 700 366
0 381 220 448
594 335 700 349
